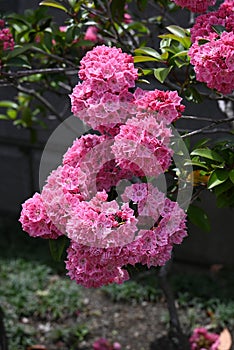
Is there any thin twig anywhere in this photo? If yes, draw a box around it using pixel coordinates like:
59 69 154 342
1 67 77 79
31 47 77 68
178 128 233 135
181 116 234 138
15 84 64 122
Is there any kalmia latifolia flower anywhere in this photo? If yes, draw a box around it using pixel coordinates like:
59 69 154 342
171 0 216 13
19 193 63 239
189 31 234 94
188 0 234 94
189 327 220 350
0 20 14 51
190 0 234 42
20 45 187 288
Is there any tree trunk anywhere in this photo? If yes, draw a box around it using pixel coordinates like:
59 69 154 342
159 260 190 350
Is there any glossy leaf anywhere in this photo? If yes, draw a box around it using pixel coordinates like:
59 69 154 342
39 0 68 12
191 148 224 162
184 159 208 170
154 66 172 83
0 101 18 109
207 169 229 189
187 205 211 232
166 25 188 38
134 56 159 63
134 47 161 59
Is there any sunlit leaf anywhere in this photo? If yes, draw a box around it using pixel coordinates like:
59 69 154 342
134 47 161 59
39 0 68 12
0 101 18 109
134 56 159 63
166 25 189 38
191 148 224 162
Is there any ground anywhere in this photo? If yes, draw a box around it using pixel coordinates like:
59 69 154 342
2 258 234 350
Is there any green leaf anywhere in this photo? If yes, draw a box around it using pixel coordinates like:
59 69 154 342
171 50 188 59
0 114 9 120
39 0 68 12
207 169 229 189
7 109 17 120
229 169 234 184
184 87 203 103
154 66 172 83
0 101 18 109
191 148 224 162
193 138 211 149
211 25 226 35
6 44 35 59
141 68 154 75
134 56 159 63
198 38 210 45
159 34 191 49
214 179 233 197
49 236 67 262
184 159 208 170
134 47 161 59
5 57 31 69
166 25 188 38
187 205 211 232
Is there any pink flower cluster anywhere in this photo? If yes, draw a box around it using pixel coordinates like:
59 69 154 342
188 0 234 94
70 45 138 130
20 45 187 288
93 338 121 350
189 327 220 350
171 0 216 13
190 0 234 42
189 32 234 94
19 193 63 239
0 20 14 51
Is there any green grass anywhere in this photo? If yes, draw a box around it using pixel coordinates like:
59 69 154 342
0 259 88 350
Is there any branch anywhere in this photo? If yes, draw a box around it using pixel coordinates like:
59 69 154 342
1 67 77 79
181 116 234 138
14 84 64 122
179 128 233 135
31 47 77 68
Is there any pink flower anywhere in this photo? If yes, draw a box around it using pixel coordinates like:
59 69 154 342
20 45 187 289
188 32 234 94
84 26 98 42
190 1 234 42
171 0 216 13
189 327 220 350
19 193 63 239
0 26 14 51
